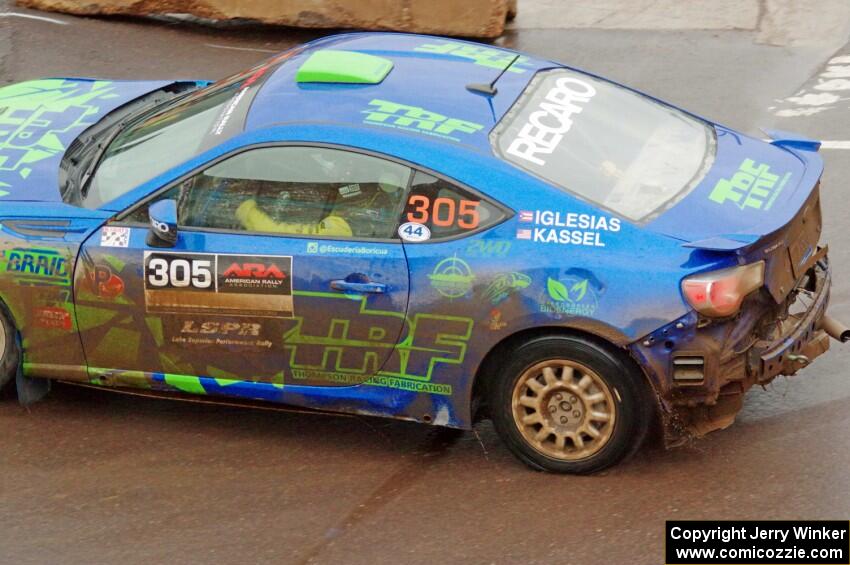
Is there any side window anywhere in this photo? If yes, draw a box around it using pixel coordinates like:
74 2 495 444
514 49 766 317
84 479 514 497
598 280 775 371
402 171 507 240
126 146 412 240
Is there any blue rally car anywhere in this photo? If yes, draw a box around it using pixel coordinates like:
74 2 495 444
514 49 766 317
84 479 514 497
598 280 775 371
0 32 846 473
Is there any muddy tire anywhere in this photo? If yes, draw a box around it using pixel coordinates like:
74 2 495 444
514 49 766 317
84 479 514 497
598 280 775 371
0 305 19 395
489 335 651 474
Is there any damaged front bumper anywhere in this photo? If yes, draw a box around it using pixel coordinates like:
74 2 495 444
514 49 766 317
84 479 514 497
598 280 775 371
632 251 839 443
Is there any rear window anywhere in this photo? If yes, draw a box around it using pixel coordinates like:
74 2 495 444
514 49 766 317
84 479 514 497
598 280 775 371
491 69 715 222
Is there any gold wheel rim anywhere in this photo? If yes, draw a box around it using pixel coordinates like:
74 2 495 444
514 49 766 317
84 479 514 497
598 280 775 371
511 359 617 462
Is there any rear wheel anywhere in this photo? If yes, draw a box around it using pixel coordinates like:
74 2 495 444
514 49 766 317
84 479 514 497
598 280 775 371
489 335 651 474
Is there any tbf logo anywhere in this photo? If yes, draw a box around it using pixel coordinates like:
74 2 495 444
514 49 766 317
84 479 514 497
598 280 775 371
708 159 791 211
362 99 483 137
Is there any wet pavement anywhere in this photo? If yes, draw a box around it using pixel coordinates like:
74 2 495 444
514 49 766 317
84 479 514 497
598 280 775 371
2 3 850 564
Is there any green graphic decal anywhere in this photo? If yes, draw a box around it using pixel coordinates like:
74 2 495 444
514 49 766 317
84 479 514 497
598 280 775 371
708 158 792 211
428 255 475 299
414 41 531 73
285 291 473 394
362 99 484 141
164 374 206 395
75 304 119 331
83 291 471 398
482 272 531 305
466 239 512 258
289 370 452 395
0 247 70 286
0 79 118 182
90 327 140 369
541 276 597 315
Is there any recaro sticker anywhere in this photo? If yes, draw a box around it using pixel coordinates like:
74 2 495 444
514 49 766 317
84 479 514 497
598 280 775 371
504 76 596 167
398 221 431 242
144 252 293 318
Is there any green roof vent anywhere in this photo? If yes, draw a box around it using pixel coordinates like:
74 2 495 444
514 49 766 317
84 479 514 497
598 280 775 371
296 50 393 85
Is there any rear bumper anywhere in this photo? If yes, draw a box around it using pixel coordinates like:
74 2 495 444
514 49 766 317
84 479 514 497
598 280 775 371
749 256 830 383
631 251 835 442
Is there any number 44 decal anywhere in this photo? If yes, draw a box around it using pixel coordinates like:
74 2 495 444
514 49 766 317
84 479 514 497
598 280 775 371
398 222 431 242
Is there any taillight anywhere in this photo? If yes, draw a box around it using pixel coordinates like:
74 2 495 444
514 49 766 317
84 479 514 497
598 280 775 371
681 261 765 317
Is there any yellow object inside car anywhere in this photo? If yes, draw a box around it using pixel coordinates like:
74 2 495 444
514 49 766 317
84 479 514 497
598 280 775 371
235 199 353 237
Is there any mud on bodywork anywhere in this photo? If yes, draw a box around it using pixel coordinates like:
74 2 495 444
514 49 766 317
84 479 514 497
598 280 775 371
0 223 91 379
631 184 831 442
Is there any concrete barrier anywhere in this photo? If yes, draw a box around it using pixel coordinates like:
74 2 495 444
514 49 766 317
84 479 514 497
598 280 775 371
15 0 512 38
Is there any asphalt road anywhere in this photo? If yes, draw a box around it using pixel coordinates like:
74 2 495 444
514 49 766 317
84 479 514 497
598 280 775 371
2 4 850 565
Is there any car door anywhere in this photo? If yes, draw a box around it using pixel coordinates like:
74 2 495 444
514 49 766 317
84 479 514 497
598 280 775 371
74 145 412 392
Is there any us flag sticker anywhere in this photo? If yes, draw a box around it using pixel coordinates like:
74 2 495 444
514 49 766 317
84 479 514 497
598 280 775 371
516 229 532 240
518 210 534 222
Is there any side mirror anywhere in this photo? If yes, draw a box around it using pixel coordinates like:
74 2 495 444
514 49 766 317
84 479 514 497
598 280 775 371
146 199 178 248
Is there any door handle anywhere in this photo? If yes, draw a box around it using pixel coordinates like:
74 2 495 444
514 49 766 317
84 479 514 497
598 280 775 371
330 280 388 294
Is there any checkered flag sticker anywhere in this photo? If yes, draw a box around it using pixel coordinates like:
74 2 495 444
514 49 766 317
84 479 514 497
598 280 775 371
100 226 130 248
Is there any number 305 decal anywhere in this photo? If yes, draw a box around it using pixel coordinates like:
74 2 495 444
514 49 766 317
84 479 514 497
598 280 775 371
406 195 481 229
145 253 213 290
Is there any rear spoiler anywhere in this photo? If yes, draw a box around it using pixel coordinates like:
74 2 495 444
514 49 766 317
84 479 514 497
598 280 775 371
683 129 822 252
761 128 821 152
682 234 760 251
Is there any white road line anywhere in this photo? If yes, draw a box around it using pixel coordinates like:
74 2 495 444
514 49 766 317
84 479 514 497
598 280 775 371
205 43 277 54
0 12 69 25
820 141 850 149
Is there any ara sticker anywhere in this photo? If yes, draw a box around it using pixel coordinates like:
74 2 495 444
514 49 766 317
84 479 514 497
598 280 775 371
143 252 293 318
101 226 130 248
398 222 431 242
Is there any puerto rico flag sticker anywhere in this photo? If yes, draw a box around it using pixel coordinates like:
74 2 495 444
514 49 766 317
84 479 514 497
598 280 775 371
518 210 534 222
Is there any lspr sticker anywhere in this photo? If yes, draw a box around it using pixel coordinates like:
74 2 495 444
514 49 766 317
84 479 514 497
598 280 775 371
398 222 431 242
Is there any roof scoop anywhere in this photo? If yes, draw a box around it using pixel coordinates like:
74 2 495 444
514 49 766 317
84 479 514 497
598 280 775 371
296 50 393 85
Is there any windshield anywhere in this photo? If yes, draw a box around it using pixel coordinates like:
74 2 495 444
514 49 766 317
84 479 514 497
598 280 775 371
83 51 295 208
491 69 715 222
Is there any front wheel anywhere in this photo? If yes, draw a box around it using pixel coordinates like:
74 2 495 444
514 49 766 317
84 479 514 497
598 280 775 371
489 335 652 474
0 305 19 395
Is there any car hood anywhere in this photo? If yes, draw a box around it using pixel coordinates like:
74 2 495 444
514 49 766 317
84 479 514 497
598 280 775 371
647 126 823 248
0 78 173 203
